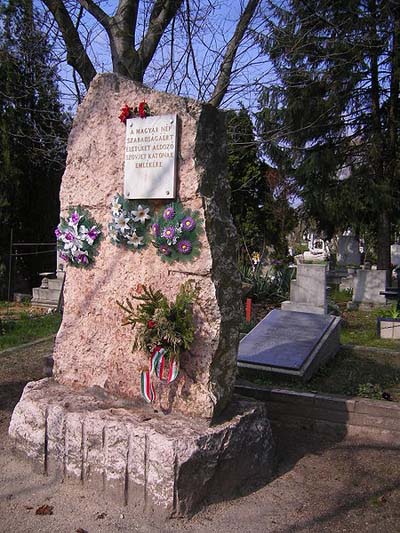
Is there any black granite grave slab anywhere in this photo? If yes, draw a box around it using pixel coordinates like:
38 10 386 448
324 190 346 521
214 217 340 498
238 309 341 380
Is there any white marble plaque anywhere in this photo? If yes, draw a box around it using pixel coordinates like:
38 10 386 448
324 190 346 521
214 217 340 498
124 114 177 199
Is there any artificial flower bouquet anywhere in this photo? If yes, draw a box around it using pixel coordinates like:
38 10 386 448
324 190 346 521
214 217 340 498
118 281 198 403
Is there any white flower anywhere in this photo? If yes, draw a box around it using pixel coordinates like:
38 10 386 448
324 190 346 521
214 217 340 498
132 205 150 224
115 214 130 233
108 226 119 242
126 230 144 248
111 196 123 216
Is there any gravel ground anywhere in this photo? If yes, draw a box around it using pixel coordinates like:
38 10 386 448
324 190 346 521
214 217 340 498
1 339 400 533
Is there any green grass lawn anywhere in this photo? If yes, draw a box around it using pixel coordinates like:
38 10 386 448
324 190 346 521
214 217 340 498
341 307 400 349
0 312 61 351
239 347 400 401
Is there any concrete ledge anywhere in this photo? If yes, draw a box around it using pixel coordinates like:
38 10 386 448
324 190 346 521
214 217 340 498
235 381 400 443
9 379 275 517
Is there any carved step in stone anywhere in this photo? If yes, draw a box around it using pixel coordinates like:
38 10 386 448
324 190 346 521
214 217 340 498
9 379 275 517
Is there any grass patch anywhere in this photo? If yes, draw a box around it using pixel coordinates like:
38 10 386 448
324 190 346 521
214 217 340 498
330 287 353 304
0 312 61 351
239 347 400 401
341 308 400 348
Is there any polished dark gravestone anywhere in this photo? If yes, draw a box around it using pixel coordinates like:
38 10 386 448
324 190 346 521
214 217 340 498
238 309 341 380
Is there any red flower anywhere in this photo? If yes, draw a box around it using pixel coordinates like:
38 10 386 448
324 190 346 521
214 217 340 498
147 320 156 329
138 101 148 119
119 104 132 124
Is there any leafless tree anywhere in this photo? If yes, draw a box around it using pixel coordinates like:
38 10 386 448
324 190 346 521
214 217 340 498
38 0 271 108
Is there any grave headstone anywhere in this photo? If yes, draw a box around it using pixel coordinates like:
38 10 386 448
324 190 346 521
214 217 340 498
391 244 400 267
352 269 388 307
281 263 327 314
337 235 361 267
9 74 274 516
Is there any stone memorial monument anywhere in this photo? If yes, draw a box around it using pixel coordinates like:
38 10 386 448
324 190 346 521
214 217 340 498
9 74 274 516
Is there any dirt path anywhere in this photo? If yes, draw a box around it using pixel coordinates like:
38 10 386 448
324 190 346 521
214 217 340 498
1 340 400 532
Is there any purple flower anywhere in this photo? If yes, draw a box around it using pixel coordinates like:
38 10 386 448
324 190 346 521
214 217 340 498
159 244 171 256
65 231 75 241
181 216 196 232
151 223 160 236
88 227 99 240
59 252 69 262
70 211 80 224
177 240 192 254
54 227 62 239
78 253 89 265
163 207 175 221
162 226 175 239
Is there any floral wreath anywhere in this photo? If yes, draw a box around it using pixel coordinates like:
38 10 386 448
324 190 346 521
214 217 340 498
151 202 201 263
108 193 151 251
118 282 197 404
119 101 151 123
55 206 102 267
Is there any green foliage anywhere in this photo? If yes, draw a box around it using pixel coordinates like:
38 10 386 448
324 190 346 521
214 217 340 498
0 0 70 296
238 261 295 302
341 308 400 349
226 108 297 258
330 287 353 304
380 305 400 320
118 282 198 359
258 0 400 265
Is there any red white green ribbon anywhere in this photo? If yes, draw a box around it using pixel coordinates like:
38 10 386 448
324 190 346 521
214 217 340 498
150 346 166 377
166 357 179 384
140 347 180 403
140 369 156 403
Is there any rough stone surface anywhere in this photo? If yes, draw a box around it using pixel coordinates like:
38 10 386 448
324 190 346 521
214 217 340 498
53 73 242 419
9 379 275 517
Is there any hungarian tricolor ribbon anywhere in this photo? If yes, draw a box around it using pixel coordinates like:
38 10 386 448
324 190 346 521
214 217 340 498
166 357 179 384
140 368 156 403
140 346 180 403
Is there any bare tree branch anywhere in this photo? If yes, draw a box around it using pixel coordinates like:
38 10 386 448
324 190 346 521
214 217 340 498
209 0 260 107
42 0 96 89
77 0 111 30
137 0 184 79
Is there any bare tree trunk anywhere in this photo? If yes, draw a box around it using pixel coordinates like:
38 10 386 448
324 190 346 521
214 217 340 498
376 3 400 271
377 211 391 272
369 0 391 271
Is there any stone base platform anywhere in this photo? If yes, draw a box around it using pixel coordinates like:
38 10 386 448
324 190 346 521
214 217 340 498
9 379 275 517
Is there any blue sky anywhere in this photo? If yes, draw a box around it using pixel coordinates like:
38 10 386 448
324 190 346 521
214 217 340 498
38 0 273 113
